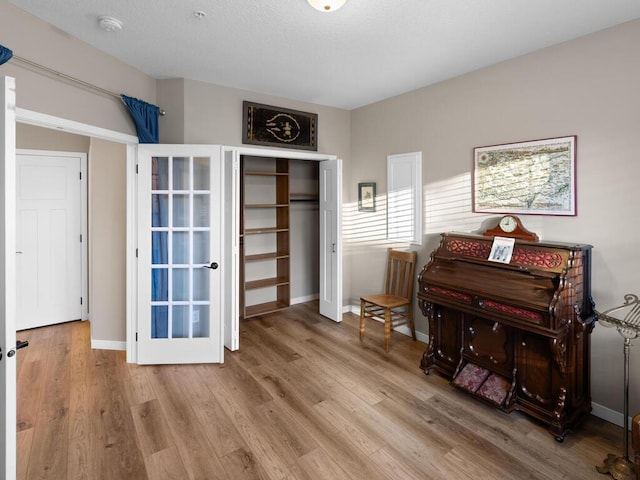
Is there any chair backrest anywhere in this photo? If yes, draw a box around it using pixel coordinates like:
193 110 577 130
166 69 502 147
385 248 417 300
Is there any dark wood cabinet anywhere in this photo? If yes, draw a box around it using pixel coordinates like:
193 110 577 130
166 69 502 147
418 232 596 441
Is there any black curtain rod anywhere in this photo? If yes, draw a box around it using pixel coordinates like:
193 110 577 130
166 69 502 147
11 54 166 116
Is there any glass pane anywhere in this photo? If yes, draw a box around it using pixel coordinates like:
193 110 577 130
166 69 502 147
193 194 209 228
193 231 210 264
173 232 189 264
151 306 168 339
173 194 189 227
172 268 189 301
152 195 169 227
172 305 190 338
173 156 190 190
193 157 210 191
151 269 168 301
152 157 168 190
192 305 209 338
152 232 168 264
193 268 209 301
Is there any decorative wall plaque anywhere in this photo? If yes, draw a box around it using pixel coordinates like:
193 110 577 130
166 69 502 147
242 101 318 151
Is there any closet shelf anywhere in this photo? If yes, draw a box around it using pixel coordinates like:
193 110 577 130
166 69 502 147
245 300 290 319
244 226 288 235
290 192 319 203
245 203 289 208
244 171 289 177
245 252 289 262
245 276 290 290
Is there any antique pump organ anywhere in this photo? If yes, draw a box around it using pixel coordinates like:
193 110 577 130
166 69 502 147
417 217 595 441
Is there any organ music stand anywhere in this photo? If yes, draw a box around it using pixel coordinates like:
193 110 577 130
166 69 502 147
596 293 640 480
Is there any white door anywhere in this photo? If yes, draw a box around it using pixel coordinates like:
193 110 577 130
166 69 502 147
319 159 342 322
16 151 85 330
223 148 239 351
1 76 18 480
137 145 223 364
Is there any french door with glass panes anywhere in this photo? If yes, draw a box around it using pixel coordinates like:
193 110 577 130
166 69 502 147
137 145 223 364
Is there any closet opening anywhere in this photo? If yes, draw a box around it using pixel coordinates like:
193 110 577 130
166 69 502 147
239 155 320 320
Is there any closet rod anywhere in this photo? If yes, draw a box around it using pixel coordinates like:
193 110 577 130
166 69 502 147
11 54 166 116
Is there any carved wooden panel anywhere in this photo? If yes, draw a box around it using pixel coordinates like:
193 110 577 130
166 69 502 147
464 316 513 378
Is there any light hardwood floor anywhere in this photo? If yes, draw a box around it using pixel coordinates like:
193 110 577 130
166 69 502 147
17 301 622 479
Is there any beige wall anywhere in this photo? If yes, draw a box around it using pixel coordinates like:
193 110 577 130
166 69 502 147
89 138 127 343
0 2 156 135
349 19 640 414
17 123 90 152
159 78 353 302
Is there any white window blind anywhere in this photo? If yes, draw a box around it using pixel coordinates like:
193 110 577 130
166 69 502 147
387 152 422 244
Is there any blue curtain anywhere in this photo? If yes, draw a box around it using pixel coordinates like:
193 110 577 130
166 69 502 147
0 45 13 66
121 94 160 143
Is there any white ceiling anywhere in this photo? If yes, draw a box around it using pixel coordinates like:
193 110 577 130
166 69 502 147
8 0 640 110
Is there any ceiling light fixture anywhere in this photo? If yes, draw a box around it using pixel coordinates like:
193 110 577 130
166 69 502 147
307 0 348 12
98 16 123 32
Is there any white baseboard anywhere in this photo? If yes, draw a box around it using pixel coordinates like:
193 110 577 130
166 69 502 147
91 339 126 351
291 293 319 305
349 304 429 344
591 402 631 429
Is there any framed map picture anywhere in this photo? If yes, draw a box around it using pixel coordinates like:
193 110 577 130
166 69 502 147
473 136 577 216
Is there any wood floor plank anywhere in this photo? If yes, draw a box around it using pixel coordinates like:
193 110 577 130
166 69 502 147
67 321 94 480
369 445 440 480
25 337 71 479
17 428 34 480
191 396 247 458
253 400 319 460
17 305 626 480
220 447 273 480
148 365 229 480
144 445 190 480
130 399 173 458
214 382 297 480
297 447 352 480
313 399 385 456
16 358 45 432
91 349 148 480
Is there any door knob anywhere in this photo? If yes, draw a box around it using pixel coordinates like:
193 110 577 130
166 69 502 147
6 339 29 358
203 262 219 270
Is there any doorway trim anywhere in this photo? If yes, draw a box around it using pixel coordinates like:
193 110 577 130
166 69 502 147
15 108 139 358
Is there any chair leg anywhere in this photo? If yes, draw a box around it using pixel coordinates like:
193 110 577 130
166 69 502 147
384 308 391 352
408 304 416 341
359 299 366 342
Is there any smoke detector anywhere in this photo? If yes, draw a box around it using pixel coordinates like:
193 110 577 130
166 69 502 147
98 16 123 32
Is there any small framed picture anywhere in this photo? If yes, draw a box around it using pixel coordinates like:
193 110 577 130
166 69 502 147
358 182 376 212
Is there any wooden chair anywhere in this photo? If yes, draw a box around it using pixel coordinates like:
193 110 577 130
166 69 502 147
359 248 417 352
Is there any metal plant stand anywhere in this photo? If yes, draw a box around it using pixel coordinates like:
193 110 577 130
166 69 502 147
596 293 640 480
